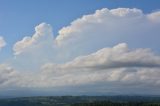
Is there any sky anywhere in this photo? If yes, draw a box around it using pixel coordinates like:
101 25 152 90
0 0 160 96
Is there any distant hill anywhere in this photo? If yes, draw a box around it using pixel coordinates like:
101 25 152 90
1 96 160 106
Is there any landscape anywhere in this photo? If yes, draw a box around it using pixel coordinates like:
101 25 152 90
1 96 160 106
0 0 160 106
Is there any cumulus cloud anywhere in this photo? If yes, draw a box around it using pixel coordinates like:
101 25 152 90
40 43 160 88
5 8 160 95
13 23 54 55
56 43 160 70
2 43 160 95
147 11 160 22
0 64 20 88
55 8 144 44
55 8 160 61
11 23 55 71
13 8 160 64
0 36 6 50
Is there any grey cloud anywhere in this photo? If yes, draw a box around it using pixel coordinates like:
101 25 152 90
57 43 160 70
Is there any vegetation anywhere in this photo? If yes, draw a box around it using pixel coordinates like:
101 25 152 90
72 101 160 106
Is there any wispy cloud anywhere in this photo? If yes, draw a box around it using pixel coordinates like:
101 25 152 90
0 36 6 50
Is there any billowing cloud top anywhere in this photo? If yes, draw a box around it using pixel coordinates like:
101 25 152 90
148 11 160 22
13 23 54 55
1 8 160 96
55 8 159 46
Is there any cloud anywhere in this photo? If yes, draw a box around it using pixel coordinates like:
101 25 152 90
0 36 6 50
13 23 54 55
40 43 160 88
56 43 160 70
11 23 55 71
0 64 20 88
2 43 160 95
55 8 160 61
5 8 160 95
147 11 160 22
13 8 160 64
55 8 144 44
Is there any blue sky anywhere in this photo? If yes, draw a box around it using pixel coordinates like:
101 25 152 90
0 0 160 96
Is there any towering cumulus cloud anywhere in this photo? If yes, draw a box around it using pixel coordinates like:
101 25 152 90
55 8 160 51
0 8 160 95
13 8 160 64
12 23 55 71
13 23 54 55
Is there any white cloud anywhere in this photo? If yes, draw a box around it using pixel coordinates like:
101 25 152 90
57 43 160 70
6 8 160 95
110 8 143 17
13 23 54 55
13 8 160 64
12 23 55 71
55 8 145 45
0 36 6 50
0 64 20 88
40 43 160 88
49 8 160 65
147 11 160 22
2 43 160 95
